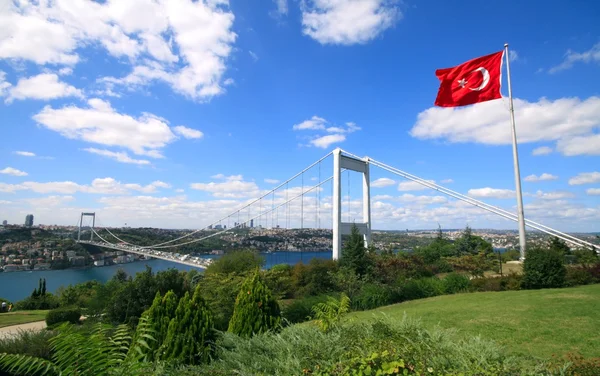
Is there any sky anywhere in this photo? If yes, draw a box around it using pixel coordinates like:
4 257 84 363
0 0 599 232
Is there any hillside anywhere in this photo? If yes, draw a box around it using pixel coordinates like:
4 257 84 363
349 284 600 359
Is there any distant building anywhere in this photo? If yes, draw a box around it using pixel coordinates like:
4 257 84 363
71 256 86 267
93 260 105 267
250 219 254 228
25 214 34 227
1 220 7 226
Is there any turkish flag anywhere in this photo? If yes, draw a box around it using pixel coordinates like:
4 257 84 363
434 51 504 107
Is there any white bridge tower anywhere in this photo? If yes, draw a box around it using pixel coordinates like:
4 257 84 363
78 212 96 242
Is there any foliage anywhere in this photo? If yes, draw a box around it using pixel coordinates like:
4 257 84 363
573 248 600 267
414 226 454 263
30 278 47 299
331 267 365 300
351 283 395 311
371 253 435 285
162 285 215 365
46 306 81 327
549 236 571 255
291 258 338 297
0 329 55 360
0 317 155 376
195 273 245 331
310 293 350 332
15 293 60 311
523 246 566 289
141 291 179 360
228 270 281 338
315 350 412 375
340 224 373 276
401 277 445 301
204 250 264 275
261 265 293 300
281 294 337 324
443 272 471 294
56 280 101 308
0 297 10 306
554 353 600 376
565 267 596 287
447 253 494 277
501 248 521 262
469 274 522 292
453 226 494 256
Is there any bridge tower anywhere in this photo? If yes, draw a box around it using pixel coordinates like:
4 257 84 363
332 149 371 260
78 212 96 241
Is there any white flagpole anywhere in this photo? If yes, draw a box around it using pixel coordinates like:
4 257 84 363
504 43 527 261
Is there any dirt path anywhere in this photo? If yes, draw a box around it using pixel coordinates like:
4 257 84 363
0 321 46 340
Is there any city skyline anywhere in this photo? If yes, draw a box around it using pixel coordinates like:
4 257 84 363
0 0 599 232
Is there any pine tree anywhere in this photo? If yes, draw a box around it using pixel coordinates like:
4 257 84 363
340 224 372 276
142 291 179 360
41 278 47 296
228 270 281 338
162 286 215 365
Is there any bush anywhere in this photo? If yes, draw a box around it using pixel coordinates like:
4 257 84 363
443 273 471 294
351 283 395 310
0 329 55 360
16 293 60 310
565 267 595 287
522 247 566 289
291 258 338 297
281 294 336 324
205 250 264 275
196 273 245 331
46 306 81 327
228 271 281 338
401 277 445 301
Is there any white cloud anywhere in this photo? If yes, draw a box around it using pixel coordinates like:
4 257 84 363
173 125 204 140
587 188 600 196
25 195 75 208
223 78 234 86
468 187 515 199
265 178 280 184
293 116 327 130
524 173 558 182
0 0 236 102
371 178 395 188
509 50 519 62
83 148 151 165
556 134 600 156
310 134 346 148
532 146 553 156
0 167 28 177
58 67 73 76
301 0 401 45
249 50 259 62
0 71 10 96
410 96 600 156
190 175 261 198
14 151 36 157
0 178 170 195
549 42 600 74
396 194 447 205
398 180 435 192
532 190 574 200
441 179 454 184
175 188 185 193
33 98 176 158
5 73 82 103
273 0 288 16
569 172 600 185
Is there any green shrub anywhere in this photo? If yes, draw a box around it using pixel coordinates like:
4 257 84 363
45 306 81 327
470 276 503 292
142 290 179 360
196 273 245 331
522 246 566 289
443 272 471 294
401 277 445 301
281 294 335 324
205 250 264 275
565 267 595 287
351 283 394 310
15 293 60 310
0 329 55 359
228 270 281 338
261 267 293 300
291 258 338 297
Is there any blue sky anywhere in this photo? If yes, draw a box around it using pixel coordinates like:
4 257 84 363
0 0 599 232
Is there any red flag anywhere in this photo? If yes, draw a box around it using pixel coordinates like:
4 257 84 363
434 51 504 107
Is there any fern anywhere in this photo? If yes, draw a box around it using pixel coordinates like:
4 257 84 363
0 319 155 376
310 293 350 332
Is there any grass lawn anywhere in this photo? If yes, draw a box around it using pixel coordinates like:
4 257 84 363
349 284 600 360
0 310 48 328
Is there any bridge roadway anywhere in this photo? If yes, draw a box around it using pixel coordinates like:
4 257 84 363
77 241 212 269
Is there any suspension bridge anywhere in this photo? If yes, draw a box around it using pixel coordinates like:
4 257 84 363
75 148 598 269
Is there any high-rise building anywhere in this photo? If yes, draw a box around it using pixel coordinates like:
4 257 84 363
250 219 254 228
1 220 7 226
25 214 34 227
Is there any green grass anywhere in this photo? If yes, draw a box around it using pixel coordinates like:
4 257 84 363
349 284 600 360
0 310 48 328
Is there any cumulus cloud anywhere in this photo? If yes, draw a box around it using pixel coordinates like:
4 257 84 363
524 173 558 182
0 167 28 176
398 180 435 192
587 188 600 196
293 116 327 131
371 178 395 188
265 178 280 184
468 188 515 199
440 179 454 184
190 175 261 198
532 190 574 200
272 0 288 16
410 96 600 156
294 116 361 149
549 42 600 74
532 146 553 156
569 172 600 185
33 98 176 158
173 126 204 139
301 0 401 45
83 148 151 165
310 134 346 149
5 73 83 103
0 0 236 101
0 178 171 195
14 151 36 157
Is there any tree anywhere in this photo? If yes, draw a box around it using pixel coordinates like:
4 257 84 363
228 270 281 338
205 249 265 275
340 224 372 276
549 237 570 255
142 291 179 361
41 278 47 296
522 246 566 289
453 225 493 256
162 285 215 365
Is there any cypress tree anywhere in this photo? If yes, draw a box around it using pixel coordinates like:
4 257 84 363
143 291 179 360
162 286 215 365
41 279 47 296
228 270 281 338
340 224 372 276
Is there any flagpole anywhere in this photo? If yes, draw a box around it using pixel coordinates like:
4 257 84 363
504 43 527 261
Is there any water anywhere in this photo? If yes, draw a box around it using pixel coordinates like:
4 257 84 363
0 251 332 302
